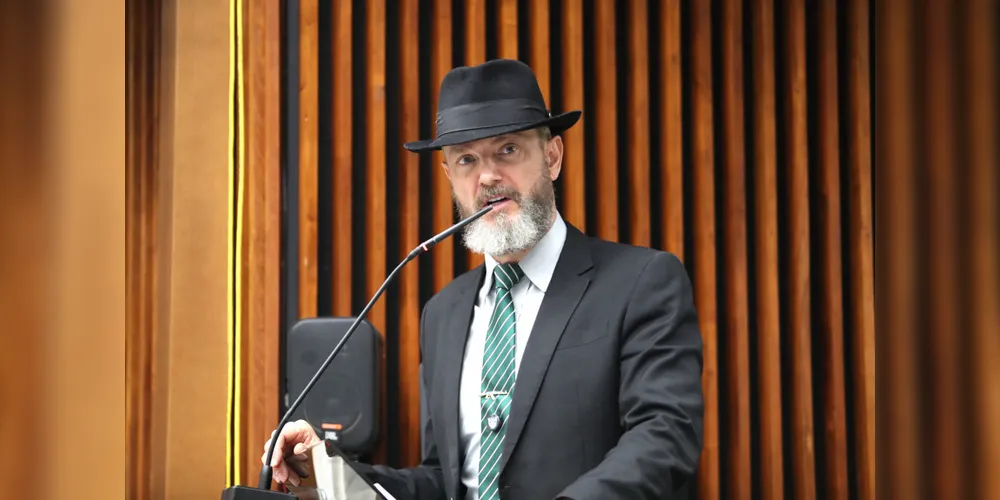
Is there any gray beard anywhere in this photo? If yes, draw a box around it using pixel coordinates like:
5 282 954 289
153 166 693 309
457 180 555 258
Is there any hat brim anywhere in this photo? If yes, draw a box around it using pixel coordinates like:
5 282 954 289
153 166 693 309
402 110 582 153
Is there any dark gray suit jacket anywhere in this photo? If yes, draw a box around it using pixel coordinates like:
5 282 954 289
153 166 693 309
356 223 704 500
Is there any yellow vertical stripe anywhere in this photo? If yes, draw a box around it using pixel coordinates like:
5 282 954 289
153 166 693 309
234 0 246 486
226 0 236 488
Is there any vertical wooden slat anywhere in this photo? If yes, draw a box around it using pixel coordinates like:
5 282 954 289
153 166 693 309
332 0 353 317
691 0 719 497
560 0 585 230
529 0 550 102
431 0 453 292
498 0 518 60
845 0 875 498
965 1 999 497
241 0 282 486
660 0 683 257
398 0 422 468
627 0 650 247
466 0 486 64
366 0 387 465
923 1 962 498
815 1 848 498
721 0 750 498
752 0 784 497
782 0 816 497
125 1 157 495
593 0 617 241
298 0 318 319
464 0 486 271
878 0 918 497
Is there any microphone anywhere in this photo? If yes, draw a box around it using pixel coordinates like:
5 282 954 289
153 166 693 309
221 203 494 499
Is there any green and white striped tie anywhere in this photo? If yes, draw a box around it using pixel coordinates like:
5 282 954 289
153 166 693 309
479 262 524 500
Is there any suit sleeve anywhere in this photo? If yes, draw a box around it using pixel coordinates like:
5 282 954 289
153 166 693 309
556 252 705 500
351 304 448 500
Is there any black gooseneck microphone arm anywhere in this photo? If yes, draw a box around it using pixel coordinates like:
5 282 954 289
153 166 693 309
258 204 494 490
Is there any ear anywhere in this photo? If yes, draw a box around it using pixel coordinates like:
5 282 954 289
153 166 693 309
546 136 564 181
439 159 452 181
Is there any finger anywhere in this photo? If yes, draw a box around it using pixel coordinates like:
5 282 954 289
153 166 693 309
270 434 285 467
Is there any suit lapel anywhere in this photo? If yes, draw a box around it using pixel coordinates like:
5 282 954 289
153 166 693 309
501 225 594 473
436 266 483 492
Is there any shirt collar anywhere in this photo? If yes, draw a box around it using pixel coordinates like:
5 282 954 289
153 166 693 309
483 211 567 294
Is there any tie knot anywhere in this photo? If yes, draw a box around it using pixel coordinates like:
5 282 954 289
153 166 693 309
492 263 525 291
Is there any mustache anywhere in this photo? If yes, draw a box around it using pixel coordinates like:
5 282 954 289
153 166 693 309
476 186 522 207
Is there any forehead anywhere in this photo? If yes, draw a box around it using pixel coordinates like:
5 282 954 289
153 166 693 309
445 130 536 154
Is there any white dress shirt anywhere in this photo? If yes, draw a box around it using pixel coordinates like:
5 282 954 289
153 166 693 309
458 212 567 500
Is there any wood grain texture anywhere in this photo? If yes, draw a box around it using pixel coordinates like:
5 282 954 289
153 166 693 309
240 0 282 486
529 0 550 102
782 0 816 497
592 0 617 241
431 0 453 293
466 0 486 64
845 0 875 498
751 0 785 497
814 1 848 498
398 0 422 468
964 1 999 496
126 1 159 496
720 0 750 498
298 0 318 318
690 1 719 497
560 0 585 230
464 0 486 271
365 0 388 465
922 1 962 498
498 0 518 60
660 0 683 258
627 0 650 248
332 0 353 317
226 2 883 497
877 0 918 497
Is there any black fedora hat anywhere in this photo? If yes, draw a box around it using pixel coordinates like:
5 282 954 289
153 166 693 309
403 59 581 153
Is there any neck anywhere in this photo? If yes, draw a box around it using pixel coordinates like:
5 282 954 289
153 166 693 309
490 206 557 264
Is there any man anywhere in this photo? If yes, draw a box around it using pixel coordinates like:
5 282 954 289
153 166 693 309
264 59 704 500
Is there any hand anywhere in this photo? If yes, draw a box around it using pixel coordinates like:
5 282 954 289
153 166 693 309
261 419 322 486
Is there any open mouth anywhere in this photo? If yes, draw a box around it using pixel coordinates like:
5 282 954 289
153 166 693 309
484 196 512 208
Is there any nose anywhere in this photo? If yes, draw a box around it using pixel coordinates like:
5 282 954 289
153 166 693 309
477 163 503 187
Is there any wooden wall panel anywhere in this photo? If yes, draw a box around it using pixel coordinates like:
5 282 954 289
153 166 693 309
431 0 453 294
845 0 875 498
298 0 319 319
126 1 159 498
257 0 884 498
814 1 848 498
720 0 750 498
922 2 962 499
332 0 353 317
963 2 999 498
238 0 282 488
397 0 423 471
690 1 719 497
627 0 650 249
782 1 816 499
751 0 785 497
592 0 618 241
560 0 585 229
659 0 683 258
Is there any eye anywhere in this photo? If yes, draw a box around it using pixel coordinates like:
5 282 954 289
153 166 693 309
456 154 476 166
498 144 519 155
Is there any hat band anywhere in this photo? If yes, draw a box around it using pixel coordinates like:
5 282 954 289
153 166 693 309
435 98 549 137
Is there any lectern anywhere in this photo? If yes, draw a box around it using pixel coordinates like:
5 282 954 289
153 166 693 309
221 441 391 500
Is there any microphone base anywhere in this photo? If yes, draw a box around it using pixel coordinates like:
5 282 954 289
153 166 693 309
220 486 298 500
